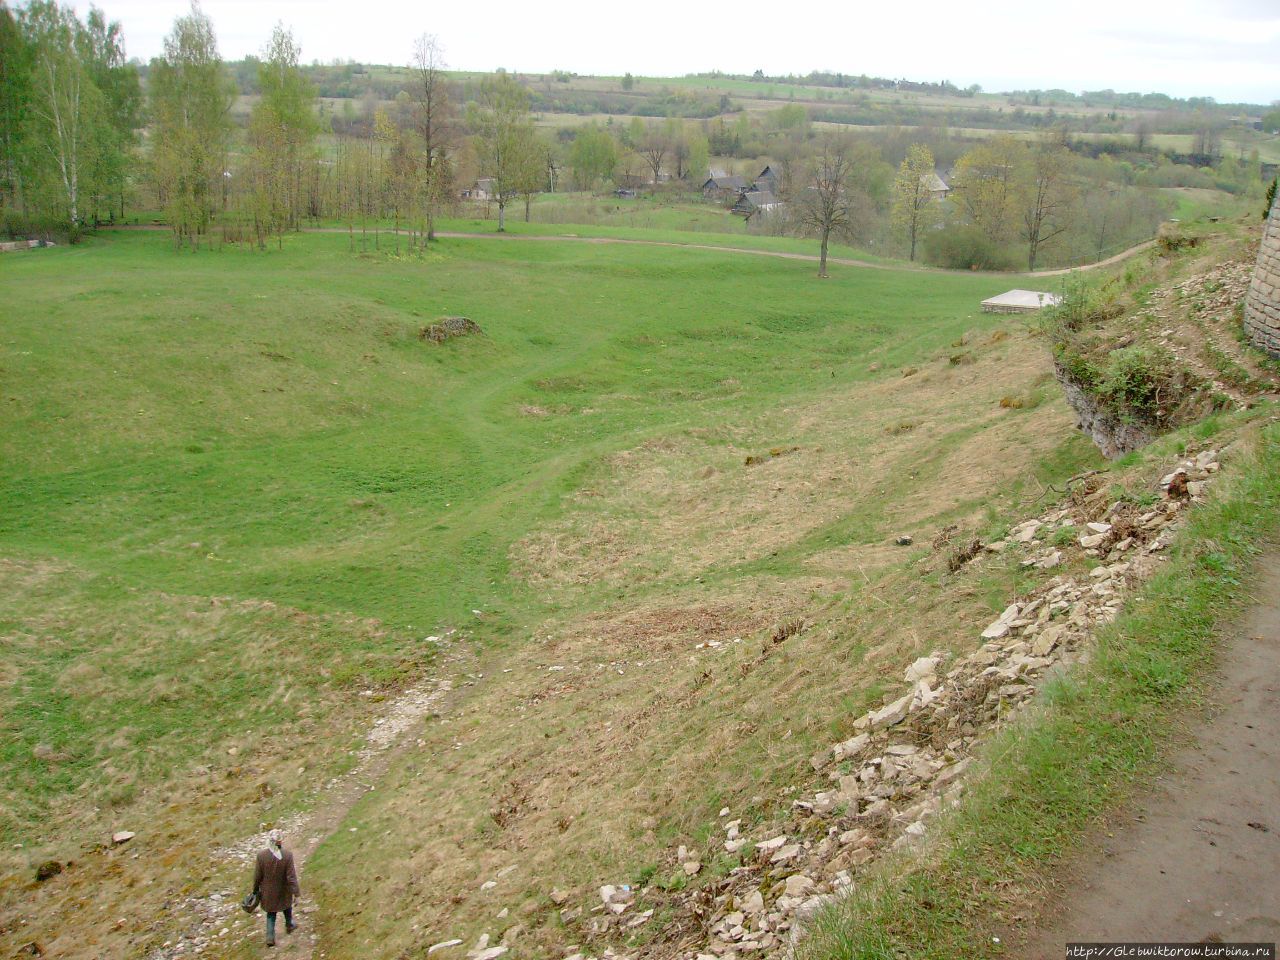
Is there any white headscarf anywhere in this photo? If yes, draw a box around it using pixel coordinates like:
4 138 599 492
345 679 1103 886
268 828 283 860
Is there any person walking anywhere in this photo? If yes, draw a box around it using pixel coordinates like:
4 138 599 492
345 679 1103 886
252 829 300 947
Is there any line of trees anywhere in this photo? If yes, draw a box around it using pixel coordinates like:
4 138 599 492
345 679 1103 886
0 0 140 235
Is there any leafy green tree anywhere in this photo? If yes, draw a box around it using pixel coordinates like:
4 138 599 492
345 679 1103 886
512 127 549 222
149 1 235 249
467 71 532 231
0 2 33 216
19 1 106 228
244 23 317 247
891 143 940 261
684 128 709 185
79 7 140 222
951 135 1023 244
570 123 615 191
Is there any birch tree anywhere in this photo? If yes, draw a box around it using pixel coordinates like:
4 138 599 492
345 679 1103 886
149 2 234 249
891 143 940 261
245 23 317 247
410 33 452 242
21 1 101 228
467 71 532 232
80 8 140 222
0 4 33 215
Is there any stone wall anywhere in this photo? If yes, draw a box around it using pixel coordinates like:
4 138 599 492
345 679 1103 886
1244 190 1280 356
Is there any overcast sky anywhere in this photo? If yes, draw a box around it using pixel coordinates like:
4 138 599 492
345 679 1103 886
65 0 1280 105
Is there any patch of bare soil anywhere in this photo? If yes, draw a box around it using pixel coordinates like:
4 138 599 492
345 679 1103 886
1016 551 1280 952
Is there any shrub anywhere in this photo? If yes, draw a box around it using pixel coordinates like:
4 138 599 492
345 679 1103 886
1093 345 1180 421
922 224 1018 272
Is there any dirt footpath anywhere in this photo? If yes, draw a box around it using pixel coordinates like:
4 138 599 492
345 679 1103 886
1018 554 1280 956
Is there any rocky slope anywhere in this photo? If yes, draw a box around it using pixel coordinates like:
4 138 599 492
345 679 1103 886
475 447 1227 960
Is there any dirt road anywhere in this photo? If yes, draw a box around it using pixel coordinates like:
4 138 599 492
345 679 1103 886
105 224 1155 278
1018 554 1280 955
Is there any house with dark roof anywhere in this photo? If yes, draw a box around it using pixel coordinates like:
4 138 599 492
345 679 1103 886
754 164 782 195
732 189 782 219
702 174 747 200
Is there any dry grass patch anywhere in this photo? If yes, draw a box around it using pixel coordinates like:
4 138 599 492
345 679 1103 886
0 559 430 959
303 330 1105 958
515 333 1071 599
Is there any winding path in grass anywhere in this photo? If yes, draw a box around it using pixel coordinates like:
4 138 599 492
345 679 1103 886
106 224 1156 278
413 232 1155 278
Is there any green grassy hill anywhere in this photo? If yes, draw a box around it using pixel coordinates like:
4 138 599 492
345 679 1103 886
0 229 1106 958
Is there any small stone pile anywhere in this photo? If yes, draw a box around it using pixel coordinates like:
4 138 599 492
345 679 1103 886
421 316 481 343
547 448 1224 960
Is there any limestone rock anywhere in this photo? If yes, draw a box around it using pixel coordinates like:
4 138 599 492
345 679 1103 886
783 874 814 898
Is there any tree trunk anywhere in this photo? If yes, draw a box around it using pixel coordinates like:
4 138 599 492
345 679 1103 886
909 222 917 262
524 196 531 222
818 227 830 278
498 199 506 232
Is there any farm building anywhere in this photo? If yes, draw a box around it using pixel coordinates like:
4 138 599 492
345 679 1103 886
462 178 498 201
732 190 782 219
981 289 1062 314
921 171 950 201
702 174 747 200
753 164 782 194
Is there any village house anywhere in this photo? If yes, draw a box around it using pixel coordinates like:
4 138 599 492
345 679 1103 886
753 164 782 195
921 171 950 201
732 189 782 219
462 178 498 201
701 174 747 201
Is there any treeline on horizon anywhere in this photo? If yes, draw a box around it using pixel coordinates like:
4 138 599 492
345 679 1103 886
1 0 1275 272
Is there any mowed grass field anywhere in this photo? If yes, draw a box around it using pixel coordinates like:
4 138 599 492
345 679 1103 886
0 229 1101 957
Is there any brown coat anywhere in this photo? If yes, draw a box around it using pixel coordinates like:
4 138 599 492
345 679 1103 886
253 848 300 912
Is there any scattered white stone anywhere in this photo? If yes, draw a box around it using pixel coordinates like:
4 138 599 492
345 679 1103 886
769 844 802 863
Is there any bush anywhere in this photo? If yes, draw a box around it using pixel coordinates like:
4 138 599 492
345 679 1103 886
1093 344 1180 421
922 224 1018 272
1042 277 1123 338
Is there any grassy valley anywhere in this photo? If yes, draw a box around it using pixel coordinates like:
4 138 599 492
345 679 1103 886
1 226 1106 957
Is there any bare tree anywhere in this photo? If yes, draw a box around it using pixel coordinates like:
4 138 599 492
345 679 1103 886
637 123 667 188
411 33 450 241
1020 142 1075 271
797 135 858 278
